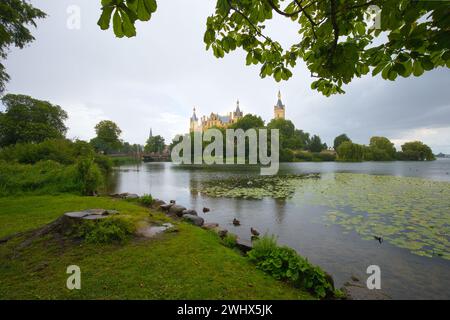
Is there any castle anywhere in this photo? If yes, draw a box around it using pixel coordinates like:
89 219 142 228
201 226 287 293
190 91 286 132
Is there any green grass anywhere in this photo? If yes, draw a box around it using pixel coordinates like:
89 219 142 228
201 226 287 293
0 195 313 300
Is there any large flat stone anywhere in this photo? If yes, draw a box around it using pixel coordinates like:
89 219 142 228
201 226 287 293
82 215 108 220
64 211 90 219
85 209 107 215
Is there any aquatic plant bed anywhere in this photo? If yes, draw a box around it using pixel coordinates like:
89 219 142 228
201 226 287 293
197 173 450 260
194 174 320 199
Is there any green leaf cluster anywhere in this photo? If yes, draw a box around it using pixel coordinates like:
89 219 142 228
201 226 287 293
73 217 135 244
138 194 154 207
98 0 157 38
97 0 450 96
248 235 335 298
0 94 68 147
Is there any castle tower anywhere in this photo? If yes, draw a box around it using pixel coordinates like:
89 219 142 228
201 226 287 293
233 99 243 119
190 107 201 132
274 90 285 119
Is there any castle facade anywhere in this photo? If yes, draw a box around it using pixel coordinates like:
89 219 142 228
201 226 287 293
190 91 286 132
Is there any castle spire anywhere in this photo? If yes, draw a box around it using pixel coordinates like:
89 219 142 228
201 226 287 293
191 107 198 122
274 90 286 119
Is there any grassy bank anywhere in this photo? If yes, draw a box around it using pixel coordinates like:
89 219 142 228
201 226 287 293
0 195 313 299
109 155 141 166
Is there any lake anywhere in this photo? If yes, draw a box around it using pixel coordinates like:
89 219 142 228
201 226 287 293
107 159 450 299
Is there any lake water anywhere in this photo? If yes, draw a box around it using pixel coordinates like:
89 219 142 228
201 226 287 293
107 159 450 299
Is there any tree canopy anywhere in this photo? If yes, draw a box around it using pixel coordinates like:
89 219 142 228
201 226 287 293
230 114 265 130
144 134 165 153
400 141 435 161
368 136 396 160
336 141 364 161
307 134 326 152
0 94 68 147
0 0 46 93
90 120 123 154
333 133 351 150
98 0 450 96
336 136 435 162
268 118 310 150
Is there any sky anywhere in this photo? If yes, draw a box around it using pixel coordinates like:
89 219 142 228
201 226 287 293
2 0 450 153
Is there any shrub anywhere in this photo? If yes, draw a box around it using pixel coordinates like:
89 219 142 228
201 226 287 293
93 154 113 173
280 148 294 162
75 157 103 196
295 151 313 162
248 235 335 298
221 233 237 248
313 152 336 162
138 194 154 207
0 160 78 196
248 234 278 260
0 157 105 196
74 218 135 244
0 139 96 165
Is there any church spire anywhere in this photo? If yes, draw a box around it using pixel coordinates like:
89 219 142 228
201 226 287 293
278 90 282 100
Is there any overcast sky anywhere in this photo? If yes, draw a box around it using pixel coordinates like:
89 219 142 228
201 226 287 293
3 0 450 153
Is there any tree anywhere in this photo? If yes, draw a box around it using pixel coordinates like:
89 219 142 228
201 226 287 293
333 133 351 150
368 136 396 160
268 118 298 149
0 0 46 93
144 135 165 153
97 0 450 96
399 141 435 161
307 134 325 152
0 94 68 147
294 129 310 150
229 114 265 130
90 120 122 154
337 141 364 162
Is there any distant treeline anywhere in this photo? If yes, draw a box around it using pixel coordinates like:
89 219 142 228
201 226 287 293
335 135 435 162
170 115 331 162
169 115 435 163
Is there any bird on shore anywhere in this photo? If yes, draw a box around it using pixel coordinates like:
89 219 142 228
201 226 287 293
203 207 210 213
233 218 240 226
251 227 260 237
374 236 383 244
